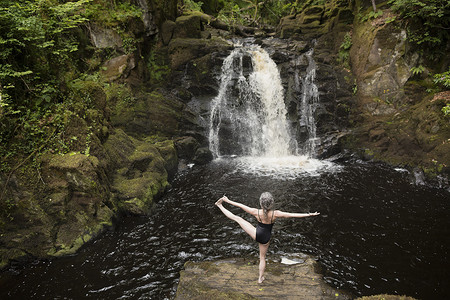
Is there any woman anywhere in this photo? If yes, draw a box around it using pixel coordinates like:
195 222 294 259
215 192 320 284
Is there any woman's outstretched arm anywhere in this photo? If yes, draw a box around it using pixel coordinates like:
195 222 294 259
221 196 258 216
274 210 320 218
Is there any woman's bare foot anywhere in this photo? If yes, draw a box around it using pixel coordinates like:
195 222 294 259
258 276 265 284
215 198 223 206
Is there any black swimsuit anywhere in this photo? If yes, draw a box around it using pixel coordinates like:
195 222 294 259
255 210 275 244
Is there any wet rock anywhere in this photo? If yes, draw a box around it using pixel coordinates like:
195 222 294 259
175 255 351 299
193 147 213 165
175 136 200 160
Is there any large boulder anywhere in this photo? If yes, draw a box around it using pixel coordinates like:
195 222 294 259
173 15 203 39
104 129 174 215
41 153 113 257
175 255 351 299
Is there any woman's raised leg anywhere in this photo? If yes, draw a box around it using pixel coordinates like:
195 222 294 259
215 199 256 240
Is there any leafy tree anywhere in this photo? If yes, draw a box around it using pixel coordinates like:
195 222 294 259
216 0 295 27
387 0 450 53
0 0 92 172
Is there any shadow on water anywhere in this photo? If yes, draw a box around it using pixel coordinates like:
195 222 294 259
1 158 449 299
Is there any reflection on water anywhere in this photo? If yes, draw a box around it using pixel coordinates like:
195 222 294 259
1 158 449 299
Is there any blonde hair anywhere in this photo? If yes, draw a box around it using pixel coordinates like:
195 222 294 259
259 192 274 216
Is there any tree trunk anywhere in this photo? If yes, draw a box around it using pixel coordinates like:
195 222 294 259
371 0 377 12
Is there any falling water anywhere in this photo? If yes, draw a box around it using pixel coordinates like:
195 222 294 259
209 44 335 177
209 45 292 158
299 48 320 156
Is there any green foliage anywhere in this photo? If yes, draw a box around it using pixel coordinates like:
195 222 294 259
0 0 88 96
147 50 170 85
86 1 142 27
287 0 326 15
442 103 450 117
0 0 88 165
217 0 294 27
85 1 143 54
387 0 450 50
411 65 425 75
359 9 383 22
338 32 352 67
183 0 204 12
433 68 450 89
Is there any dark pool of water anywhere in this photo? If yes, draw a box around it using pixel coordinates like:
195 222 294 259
1 158 449 299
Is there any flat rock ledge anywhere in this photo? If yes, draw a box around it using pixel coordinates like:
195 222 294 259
175 254 351 299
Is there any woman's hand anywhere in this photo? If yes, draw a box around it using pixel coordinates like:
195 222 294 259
215 195 229 206
308 212 320 216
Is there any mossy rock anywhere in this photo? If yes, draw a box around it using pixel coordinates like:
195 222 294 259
69 80 107 113
161 20 176 45
109 90 183 138
155 140 178 177
39 153 114 257
0 248 28 269
168 37 232 70
175 136 200 160
174 15 203 39
304 5 324 15
105 128 172 215
49 214 112 257
114 172 168 215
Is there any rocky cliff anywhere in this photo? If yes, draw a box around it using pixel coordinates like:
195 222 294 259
277 0 449 181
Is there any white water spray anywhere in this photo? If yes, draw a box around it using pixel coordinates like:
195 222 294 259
208 44 336 177
209 45 292 158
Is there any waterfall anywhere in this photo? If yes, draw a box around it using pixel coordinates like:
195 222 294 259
209 45 293 158
299 48 319 157
208 43 335 177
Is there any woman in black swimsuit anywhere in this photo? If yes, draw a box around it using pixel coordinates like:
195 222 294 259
215 192 320 283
